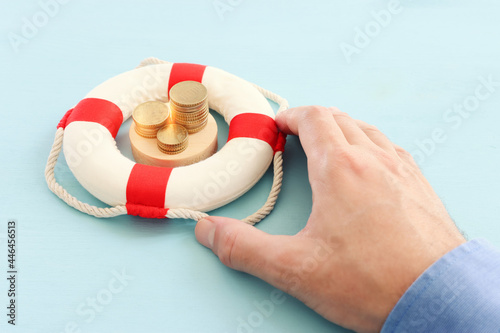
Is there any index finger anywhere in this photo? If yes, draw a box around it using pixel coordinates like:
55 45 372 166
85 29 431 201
276 106 348 157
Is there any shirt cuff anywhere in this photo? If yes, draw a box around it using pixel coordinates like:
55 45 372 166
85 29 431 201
382 239 500 333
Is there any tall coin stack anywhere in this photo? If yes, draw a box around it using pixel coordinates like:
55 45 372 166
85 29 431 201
169 81 209 134
132 101 169 138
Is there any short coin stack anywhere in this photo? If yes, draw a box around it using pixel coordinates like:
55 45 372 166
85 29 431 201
169 81 209 134
132 101 169 138
156 124 189 155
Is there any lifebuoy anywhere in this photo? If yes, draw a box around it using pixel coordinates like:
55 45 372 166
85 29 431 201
51 60 287 220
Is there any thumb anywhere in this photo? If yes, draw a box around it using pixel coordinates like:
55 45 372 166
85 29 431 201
195 216 300 285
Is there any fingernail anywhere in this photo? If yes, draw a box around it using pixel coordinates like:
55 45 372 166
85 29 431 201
196 218 216 249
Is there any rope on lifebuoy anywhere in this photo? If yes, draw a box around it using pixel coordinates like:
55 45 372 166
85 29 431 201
44 127 128 218
45 58 289 224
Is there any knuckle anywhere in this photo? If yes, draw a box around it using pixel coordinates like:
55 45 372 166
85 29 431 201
335 147 358 165
395 146 416 162
400 150 414 160
333 112 351 121
394 145 406 154
363 124 380 133
335 148 370 173
356 119 380 133
215 227 239 268
374 147 394 161
374 149 400 170
304 105 331 119
327 106 341 113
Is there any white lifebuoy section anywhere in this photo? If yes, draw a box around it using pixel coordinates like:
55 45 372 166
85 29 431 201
55 62 286 219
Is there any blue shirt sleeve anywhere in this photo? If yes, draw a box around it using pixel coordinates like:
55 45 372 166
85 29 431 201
382 239 500 333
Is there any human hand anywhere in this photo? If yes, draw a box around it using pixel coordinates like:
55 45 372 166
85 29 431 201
195 106 466 333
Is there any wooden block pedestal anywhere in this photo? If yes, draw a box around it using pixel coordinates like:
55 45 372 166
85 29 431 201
129 113 218 168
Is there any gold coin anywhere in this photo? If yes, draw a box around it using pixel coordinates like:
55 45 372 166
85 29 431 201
134 127 157 138
156 124 188 147
157 144 188 155
175 121 207 129
174 112 209 123
170 107 205 116
171 104 208 113
157 140 188 154
185 122 208 134
179 118 208 130
157 139 186 149
168 81 209 138
177 116 208 124
170 100 207 112
169 81 208 107
172 105 208 116
132 101 169 128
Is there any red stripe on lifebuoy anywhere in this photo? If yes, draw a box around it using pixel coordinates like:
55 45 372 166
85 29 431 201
126 204 169 219
57 108 73 129
126 164 173 209
227 113 279 150
168 63 207 98
65 98 123 138
274 132 287 153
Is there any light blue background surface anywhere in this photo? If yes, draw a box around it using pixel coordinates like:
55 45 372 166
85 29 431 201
1 1 500 332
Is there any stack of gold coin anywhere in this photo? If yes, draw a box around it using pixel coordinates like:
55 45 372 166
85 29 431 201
156 124 189 155
132 101 169 138
169 81 209 134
